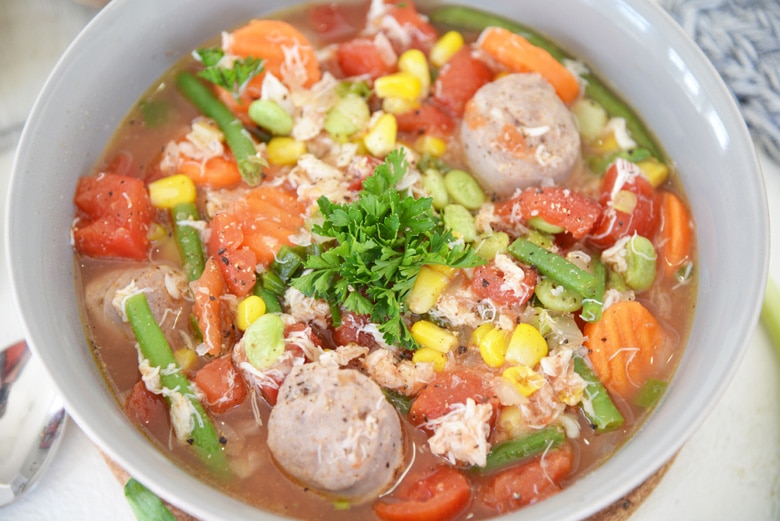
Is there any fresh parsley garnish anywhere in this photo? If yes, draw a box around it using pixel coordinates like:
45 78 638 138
291 149 484 350
194 47 264 101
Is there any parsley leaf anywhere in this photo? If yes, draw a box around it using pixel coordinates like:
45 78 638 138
291 149 484 350
194 47 264 101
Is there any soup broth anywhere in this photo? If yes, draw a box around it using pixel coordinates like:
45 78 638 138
72 1 696 519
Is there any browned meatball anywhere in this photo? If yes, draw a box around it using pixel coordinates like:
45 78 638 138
266 362 405 502
461 72 581 198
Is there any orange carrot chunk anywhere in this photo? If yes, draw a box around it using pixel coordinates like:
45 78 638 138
657 191 694 277
583 300 665 400
477 26 580 104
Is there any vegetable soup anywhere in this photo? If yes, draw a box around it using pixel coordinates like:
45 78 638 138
71 1 697 519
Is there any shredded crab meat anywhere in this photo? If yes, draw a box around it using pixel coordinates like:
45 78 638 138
362 348 435 396
319 343 370 368
423 398 493 467
283 287 331 328
540 349 587 406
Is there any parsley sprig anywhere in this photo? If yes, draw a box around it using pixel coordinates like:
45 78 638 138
194 47 264 101
291 150 484 350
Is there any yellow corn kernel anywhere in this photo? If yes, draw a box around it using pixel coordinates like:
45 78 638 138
591 132 621 154
374 71 423 101
479 326 510 368
363 113 397 157
407 265 451 314
147 222 168 242
236 295 267 331
430 31 464 68
173 348 198 372
412 347 447 372
415 134 447 157
428 264 456 278
612 189 638 214
382 96 421 115
411 320 459 353
502 365 546 397
638 158 670 188
398 49 431 98
471 322 495 347
497 405 524 439
267 137 306 166
148 173 196 208
505 323 548 367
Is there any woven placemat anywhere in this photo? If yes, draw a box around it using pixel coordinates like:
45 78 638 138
660 0 780 162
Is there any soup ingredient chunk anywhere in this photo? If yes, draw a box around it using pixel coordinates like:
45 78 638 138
461 73 581 198
267 362 405 501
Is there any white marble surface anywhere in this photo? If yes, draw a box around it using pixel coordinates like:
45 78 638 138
1 0 779 520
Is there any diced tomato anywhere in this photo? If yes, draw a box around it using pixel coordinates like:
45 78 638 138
336 38 397 79
332 311 379 348
384 0 439 53
495 186 602 239
395 103 456 139
588 160 661 249
72 173 153 260
409 370 499 427
125 380 168 428
373 466 471 521
470 262 537 307
433 47 494 117
480 443 574 513
193 356 248 414
307 3 364 43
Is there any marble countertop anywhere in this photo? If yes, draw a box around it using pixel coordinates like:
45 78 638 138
1 0 779 520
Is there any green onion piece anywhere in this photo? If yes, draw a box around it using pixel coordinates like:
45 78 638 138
124 477 177 521
509 237 597 298
124 293 229 476
176 71 265 186
573 356 624 433
482 426 565 472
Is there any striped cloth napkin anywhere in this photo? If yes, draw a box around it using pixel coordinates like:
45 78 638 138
660 0 780 163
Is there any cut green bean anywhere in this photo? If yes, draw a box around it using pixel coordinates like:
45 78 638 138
248 99 294 136
481 426 565 472
176 71 264 185
124 477 177 521
509 237 597 297
573 356 624 432
172 202 206 281
271 245 305 283
261 270 287 296
443 169 487 210
633 378 668 408
580 257 607 323
124 292 229 475
428 6 663 159
253 284 283 314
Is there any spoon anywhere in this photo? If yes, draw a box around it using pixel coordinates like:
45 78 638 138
0 340 67 506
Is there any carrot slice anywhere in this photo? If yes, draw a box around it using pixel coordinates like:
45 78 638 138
477 26 579 104
656 191 694 277
583 300 665 400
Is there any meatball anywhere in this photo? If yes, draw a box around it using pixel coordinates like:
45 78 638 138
267 362 405 502
460 72 581 198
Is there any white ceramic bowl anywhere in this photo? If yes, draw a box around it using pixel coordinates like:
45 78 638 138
5 0 768 519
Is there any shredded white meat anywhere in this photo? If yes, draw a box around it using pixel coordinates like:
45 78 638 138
363 348 434 396
423 398 493 467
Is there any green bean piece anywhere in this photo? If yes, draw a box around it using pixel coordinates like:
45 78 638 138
509 237 597 298
443 169 487 210
271 245 305 283
482 426 566 472
428 6 663 159
580 257 607 323
624 235 657 292
573 356 624 432
527 216 564 234
172 202 206 281
422 168 450 210
443 204 478 243
248 99 294 136
124 477 177 521
252 284 283 314
261 270 287 296
534 277 584 312
633 378 668 408
124 293 229 476
176 71 264 186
